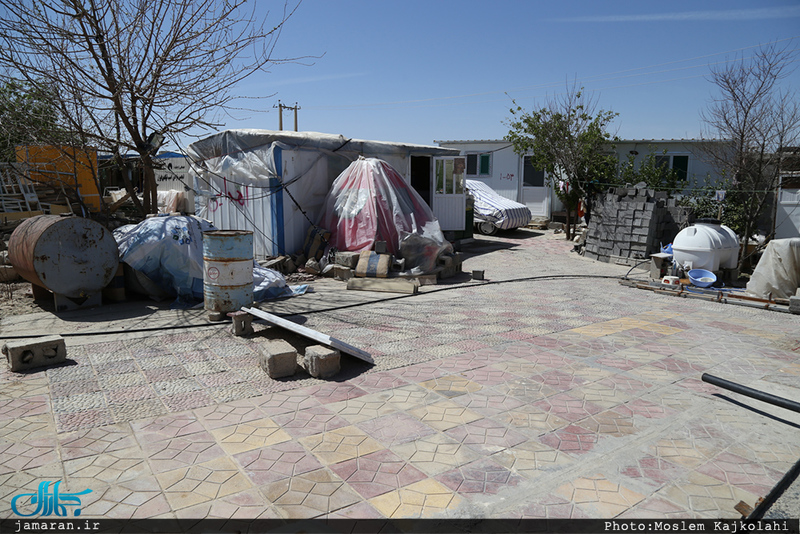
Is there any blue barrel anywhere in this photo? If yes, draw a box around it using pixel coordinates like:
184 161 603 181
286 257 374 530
202 230 254 314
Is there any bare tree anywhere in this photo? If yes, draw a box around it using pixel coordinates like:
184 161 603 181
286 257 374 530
698 42 800 269
0 0 300 215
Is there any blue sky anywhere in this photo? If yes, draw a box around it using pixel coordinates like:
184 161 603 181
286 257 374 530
203 1 800 148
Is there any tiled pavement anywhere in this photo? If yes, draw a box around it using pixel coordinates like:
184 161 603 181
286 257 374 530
2 229 800 521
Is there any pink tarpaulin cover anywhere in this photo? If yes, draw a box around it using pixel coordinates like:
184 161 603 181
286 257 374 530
317 157 439 255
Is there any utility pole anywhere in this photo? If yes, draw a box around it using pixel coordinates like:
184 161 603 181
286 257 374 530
274 101 300 131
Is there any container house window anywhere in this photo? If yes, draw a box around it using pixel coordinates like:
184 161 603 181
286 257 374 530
466 153 491 176
655 154 689 182
523 156 545 187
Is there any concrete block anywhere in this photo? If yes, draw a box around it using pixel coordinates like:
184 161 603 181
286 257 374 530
227 311 254 337
3 335 66 372
258 339 298 378
334 266 354 281
335 251 361 269
374 241 389 255
302 345 340 379
789 296 800 315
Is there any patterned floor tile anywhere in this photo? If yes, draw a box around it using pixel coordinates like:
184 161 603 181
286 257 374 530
696 452 784 497
143 430 226 473
64 445 151 486
533 393 603 422
371 384 443 412
390 432 483 477
233 440 324 485
539 425 598 456
614 398 677 420
496 377 557 404
418 375 483 398
325 394 400 424
571 381 633 409
510 493 592 519
450 387 526 417
328 449 427 500
407 399 484 431
58 423 137 461
498 404 570 436
648 437 718 469
0 414 54 442
389 363 449 383
619 455 689 488
579 409 636 436
250 390 322 416
55 408 115 433
618 496 703 519
156 456 252 511
175 488 280 519
209 418 292 455
131 412 205 443
298 425 384 465
345 371 411 393
78 476 171 519
368 478 463 518
194 399 263 430
435 456 525 496
658 471 760 518
0 438 58 474
491 439 574 478
443 418 528 454
554 473 646 517
355 413 437 447
262 468 362 519
300 383 368 404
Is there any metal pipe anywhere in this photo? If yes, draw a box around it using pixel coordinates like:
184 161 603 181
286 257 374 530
701 373 800 414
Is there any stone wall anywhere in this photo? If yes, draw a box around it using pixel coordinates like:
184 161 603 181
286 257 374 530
584 186 692 264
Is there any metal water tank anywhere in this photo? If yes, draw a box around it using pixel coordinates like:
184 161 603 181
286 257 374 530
672 219 739 271
202 230 254 314
8 215 120 298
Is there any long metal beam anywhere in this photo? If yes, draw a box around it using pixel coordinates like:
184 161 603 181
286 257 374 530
242 306 374 365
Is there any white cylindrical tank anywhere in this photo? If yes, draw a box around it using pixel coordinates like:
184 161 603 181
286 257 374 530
672 219 740 271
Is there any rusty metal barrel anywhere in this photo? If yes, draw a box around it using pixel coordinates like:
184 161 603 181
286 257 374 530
202 230 254 315
8 215 119 299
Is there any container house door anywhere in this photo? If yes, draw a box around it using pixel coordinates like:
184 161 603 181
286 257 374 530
521 155 551 217
432 156 466 231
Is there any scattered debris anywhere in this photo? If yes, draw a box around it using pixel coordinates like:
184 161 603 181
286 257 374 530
347 277 419 294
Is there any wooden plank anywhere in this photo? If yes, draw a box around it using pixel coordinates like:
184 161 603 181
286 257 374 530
347 277 419 294
242 306 374 365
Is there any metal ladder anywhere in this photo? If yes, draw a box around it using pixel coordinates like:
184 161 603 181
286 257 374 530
0 163 42 212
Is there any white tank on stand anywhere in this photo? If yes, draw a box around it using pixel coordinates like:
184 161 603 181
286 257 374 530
672 219 740 272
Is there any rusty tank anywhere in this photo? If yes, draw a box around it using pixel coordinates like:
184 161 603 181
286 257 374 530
8 215 119 299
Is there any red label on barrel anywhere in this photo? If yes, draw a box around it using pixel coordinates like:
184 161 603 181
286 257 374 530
207 266 220 280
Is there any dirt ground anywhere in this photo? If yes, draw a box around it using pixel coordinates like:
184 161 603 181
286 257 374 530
0 281 42 320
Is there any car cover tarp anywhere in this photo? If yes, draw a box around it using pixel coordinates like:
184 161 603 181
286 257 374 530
466 179 532 230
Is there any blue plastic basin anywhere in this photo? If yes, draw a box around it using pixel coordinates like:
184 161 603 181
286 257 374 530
688 269 716 288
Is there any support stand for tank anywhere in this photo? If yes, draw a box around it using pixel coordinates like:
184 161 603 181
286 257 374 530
53 292 102 312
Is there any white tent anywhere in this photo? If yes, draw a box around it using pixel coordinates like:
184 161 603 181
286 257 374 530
186 130 458 258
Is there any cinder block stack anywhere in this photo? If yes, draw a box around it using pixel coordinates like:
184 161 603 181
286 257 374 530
584 186 691 264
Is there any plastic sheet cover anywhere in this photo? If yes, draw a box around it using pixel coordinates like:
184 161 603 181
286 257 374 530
746 238 800 299
466 179 532 230
317 157 445 256
113 215 290 306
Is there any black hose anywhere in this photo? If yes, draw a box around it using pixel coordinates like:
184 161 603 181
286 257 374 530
701 373 800 414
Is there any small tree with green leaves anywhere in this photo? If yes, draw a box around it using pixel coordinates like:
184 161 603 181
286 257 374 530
506 85 618 239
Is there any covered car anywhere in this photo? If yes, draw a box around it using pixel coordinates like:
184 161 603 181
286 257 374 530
466 180 532 235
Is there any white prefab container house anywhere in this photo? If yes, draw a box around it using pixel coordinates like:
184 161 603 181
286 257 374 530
437 138 724 220
186 130 461 259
